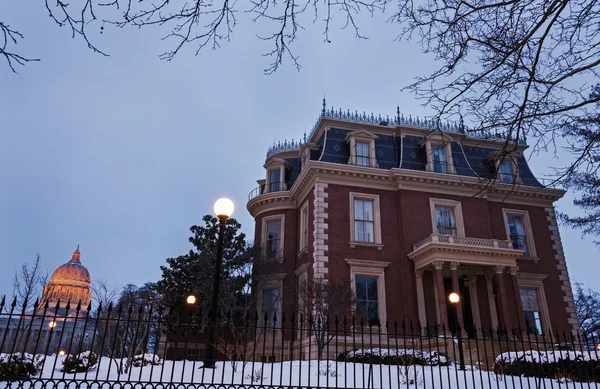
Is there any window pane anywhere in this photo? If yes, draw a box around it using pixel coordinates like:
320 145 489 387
367 277 378 301
367 302 379 322
364 221 374 242
432 147 448 173
508 215 529 255
355 276 367 300
435 206 457 236
355 142 370 166
269 169 281 191
501 161 514 183
354 199 363 220
267 220 281 255
362 200 373 221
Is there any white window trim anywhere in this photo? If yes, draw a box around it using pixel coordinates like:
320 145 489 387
420 133 455 174
349 192 383 249
496 155 522 184
345 258 390 327
295 264 309 328
264 158 289 193
502 208 538 259
429 198 466 237
299 202 309 254
257 274 286 328
345 130 378 168
262 214 286 262
517 273 550 336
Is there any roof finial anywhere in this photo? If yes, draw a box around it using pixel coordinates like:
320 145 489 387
70 245 81 263
396 104 401 123
322 95 326 116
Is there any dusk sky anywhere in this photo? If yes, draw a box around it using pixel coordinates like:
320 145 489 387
1 2 598 299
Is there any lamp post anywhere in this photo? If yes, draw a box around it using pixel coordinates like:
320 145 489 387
203 197 234 369
449 292 466 371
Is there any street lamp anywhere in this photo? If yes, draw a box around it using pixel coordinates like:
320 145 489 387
186 295 197 305
203 197 234 369
58 350 65 357
48 321 57 329
448 292 466 371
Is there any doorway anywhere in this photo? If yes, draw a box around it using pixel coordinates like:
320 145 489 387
444 278 475 337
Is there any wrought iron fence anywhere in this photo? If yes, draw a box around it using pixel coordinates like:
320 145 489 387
1 296 599 388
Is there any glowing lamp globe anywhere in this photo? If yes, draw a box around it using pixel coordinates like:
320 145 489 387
449 292 460 304
186 295 197 305
58 350 66 357
214 198 234 218
48 321 57 329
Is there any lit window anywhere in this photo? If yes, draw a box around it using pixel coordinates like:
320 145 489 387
355 275 379 324
520 289 543 335
355 142 370 167
353 199 374 243
500 161 515 183
507 215 529 256
435 206 457 236
262 288 280 320
432 146 447 173
299 203 309 251
266 220 282 258
269 169 281 192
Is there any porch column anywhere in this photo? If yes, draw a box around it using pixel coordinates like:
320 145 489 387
485 272 499 330
509 266 527 334
468 275 482 334
450 262 465 333
433 261 449 329
494 266 512 331
415 270 427 332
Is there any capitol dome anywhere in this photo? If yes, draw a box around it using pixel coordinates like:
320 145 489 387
43 246 92 310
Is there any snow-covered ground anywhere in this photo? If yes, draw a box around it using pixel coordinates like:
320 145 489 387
0 354 596 389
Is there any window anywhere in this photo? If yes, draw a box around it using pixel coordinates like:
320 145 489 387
262 288 280 321
500 161 515 183
420 133 455 174
355 275 379 324
429 198 465 237
503 209 536 257
355 142 370 167
269 168 281 192
435 206 457 236
349 193 382 247
507 215 528 254
185 349 199 361
354 199 374 243
262 215 285 261
346 258 390 328
520 288 543 335
432 146 448 173
345 130 378 168
266 220 282 258
299 202 309 251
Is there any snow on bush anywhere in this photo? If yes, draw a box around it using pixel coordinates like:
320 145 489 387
494 350 600 383
131 353 162 367
495 349 599 364
337 348 449 366
62 351 99 373
0 353 44 381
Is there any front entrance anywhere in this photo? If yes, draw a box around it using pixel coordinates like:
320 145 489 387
444 278 475 337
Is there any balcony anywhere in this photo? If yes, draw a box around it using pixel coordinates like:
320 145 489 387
408 234 524 270
248 182 289 201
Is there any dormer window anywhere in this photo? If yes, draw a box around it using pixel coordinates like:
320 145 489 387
420 132 455 174
490 152 521 184
264 157 290 193
345 130 378 168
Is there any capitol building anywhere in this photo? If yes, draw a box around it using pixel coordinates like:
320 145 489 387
0 247 94 354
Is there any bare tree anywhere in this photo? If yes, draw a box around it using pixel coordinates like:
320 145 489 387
12 254 48 312
298 278 355 360
574 281 600 342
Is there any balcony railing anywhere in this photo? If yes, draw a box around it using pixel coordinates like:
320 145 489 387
413 234 514 252
248 182 289 201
